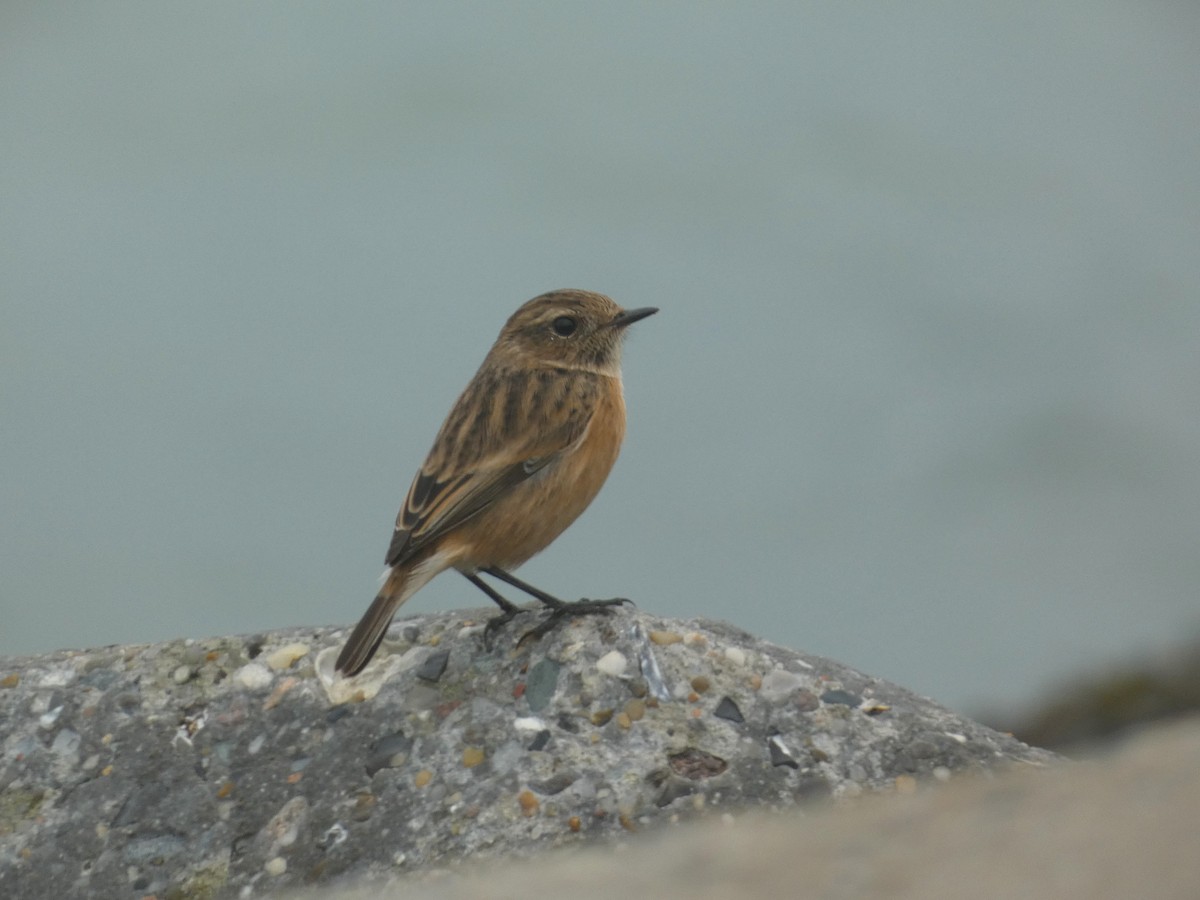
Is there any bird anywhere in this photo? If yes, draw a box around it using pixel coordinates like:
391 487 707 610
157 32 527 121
335 289 657 676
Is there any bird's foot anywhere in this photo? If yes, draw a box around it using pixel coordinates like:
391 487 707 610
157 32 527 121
519 597 633 645
482 605 523 649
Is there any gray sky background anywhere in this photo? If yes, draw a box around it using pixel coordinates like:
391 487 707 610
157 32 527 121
4 2 1199 716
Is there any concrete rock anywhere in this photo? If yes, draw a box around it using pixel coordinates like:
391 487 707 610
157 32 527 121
320 715 1200 900
0 608 1054 897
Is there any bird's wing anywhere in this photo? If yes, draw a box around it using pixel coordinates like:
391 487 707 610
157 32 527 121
385 371 596 568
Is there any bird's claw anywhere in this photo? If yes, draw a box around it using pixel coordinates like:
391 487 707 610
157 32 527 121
482 607 521 649
484 598 633 649
519 597 632 644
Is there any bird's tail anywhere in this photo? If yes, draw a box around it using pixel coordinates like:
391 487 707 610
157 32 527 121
335 566 411 676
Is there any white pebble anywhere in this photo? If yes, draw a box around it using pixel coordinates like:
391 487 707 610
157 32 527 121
595 650 627 677
723 647 746 666
234 663 273 690
172 665 192 684
264 642 311 670
264 857 287 876
759 669 805 702
513 716 548 733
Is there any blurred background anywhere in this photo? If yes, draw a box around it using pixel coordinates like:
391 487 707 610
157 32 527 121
3 1 1198 723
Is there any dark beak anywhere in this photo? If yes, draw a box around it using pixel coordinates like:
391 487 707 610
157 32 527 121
608 306 659 329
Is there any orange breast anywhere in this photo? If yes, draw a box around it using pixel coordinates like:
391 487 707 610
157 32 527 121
446 375 626 569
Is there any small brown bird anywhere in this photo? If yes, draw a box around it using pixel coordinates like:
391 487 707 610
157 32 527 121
335 289 657 676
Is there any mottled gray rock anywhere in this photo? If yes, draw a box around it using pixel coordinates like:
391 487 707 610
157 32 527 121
316 716 1200 900
0 608 1055 898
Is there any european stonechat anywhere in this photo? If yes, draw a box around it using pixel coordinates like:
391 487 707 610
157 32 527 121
335 289 657 676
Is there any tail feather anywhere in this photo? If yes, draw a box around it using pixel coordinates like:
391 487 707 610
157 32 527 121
335 567 409 676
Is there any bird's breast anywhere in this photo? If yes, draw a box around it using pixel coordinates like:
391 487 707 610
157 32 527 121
449 375 627 569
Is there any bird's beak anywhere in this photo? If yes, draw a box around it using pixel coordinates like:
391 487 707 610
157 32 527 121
608 307 659 329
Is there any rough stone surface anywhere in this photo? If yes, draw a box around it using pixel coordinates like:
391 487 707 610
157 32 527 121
315 716 1200 900
0 608 1055 898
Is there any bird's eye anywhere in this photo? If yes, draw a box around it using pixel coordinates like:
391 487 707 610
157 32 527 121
551 316 577 337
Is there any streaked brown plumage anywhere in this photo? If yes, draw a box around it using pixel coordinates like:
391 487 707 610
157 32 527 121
335 289 657 676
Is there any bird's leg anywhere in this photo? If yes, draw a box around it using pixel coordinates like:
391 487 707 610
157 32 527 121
464 572 523 648
478 566 631 644
480 566 568 607
465 571 520 612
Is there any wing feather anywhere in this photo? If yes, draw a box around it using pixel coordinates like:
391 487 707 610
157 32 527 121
385 368 596 568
